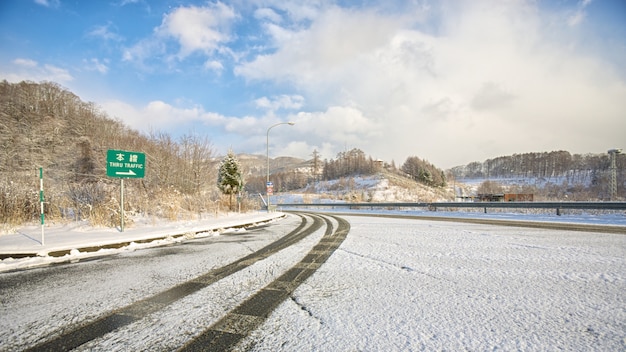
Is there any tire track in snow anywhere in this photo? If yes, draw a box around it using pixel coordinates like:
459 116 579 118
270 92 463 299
178 213 350 352
23 213 323 352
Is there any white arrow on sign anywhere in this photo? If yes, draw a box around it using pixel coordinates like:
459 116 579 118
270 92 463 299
115 170 136 176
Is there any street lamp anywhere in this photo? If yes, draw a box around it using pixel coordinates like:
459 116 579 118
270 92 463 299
266 122 295 211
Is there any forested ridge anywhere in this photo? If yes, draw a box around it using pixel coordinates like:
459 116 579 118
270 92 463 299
450 150 625 200
451 151 624 180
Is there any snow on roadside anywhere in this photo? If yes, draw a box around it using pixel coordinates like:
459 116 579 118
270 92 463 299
0 211 284 273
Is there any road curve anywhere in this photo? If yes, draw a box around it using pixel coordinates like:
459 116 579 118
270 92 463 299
22 212 349 352
331 212 626 234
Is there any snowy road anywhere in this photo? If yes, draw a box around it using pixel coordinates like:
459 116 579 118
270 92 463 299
2 213 625 351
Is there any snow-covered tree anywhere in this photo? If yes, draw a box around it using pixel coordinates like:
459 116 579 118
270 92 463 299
217 150 244 210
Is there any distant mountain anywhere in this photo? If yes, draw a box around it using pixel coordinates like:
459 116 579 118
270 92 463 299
232 153 309 177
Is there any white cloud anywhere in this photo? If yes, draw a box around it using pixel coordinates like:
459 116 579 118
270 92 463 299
13 58 38 68
568 0 593 27
34 0 60 8
255 95 304 111
101 100 229 132
122 37 165 65
121 2 237 69
0 58 73 83
254 8 282 23
203 60 224 73
235 7 401 83
158 2 237 58
84 58 109 74
233 1 625 167
290 106 382 148
567 11 585 27
86 23 123 42
471 82 516 111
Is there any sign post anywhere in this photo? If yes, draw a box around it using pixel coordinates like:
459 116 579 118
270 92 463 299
106 150 145 232
266 181 274 212
120 178 125 232
39 167 44 245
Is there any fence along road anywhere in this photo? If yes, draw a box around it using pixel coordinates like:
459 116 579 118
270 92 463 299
279 201 626 212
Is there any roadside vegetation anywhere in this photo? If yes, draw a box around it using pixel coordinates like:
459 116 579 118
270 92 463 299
0 80 256 230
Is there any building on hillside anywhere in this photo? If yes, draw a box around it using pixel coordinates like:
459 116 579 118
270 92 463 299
474 193 534 202
503 193 534 202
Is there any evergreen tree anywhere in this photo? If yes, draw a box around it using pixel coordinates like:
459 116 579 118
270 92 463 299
217 150 244 210
401 156 446 187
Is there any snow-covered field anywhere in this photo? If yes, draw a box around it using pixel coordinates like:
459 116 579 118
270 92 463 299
240 216 626 351
1 212 625 351
281 207 626 227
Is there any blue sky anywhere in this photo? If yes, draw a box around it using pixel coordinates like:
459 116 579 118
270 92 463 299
1 0 625 168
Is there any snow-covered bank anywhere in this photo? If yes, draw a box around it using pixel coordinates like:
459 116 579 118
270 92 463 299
0 211 284 273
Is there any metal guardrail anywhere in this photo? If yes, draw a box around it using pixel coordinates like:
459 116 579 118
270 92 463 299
277 201 626 215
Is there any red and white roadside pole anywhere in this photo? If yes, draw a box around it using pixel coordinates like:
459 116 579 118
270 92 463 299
39 167 45 245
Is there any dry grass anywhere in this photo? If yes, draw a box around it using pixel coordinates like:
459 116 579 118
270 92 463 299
0 175 255 231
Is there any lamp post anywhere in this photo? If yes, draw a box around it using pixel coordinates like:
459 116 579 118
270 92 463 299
266 122 295 212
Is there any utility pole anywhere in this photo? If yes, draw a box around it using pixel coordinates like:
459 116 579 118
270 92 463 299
608 148 622 200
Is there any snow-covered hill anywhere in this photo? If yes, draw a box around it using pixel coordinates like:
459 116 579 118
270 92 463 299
271 173 453 204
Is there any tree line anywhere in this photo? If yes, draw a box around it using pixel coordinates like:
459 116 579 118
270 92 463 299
245 147 447 194
450 150 624 181
450 150 625 200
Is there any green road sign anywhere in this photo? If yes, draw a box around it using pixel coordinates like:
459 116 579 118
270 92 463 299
106 149 145 178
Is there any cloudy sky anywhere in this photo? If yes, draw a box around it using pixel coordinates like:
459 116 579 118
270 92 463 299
1 0 625 168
